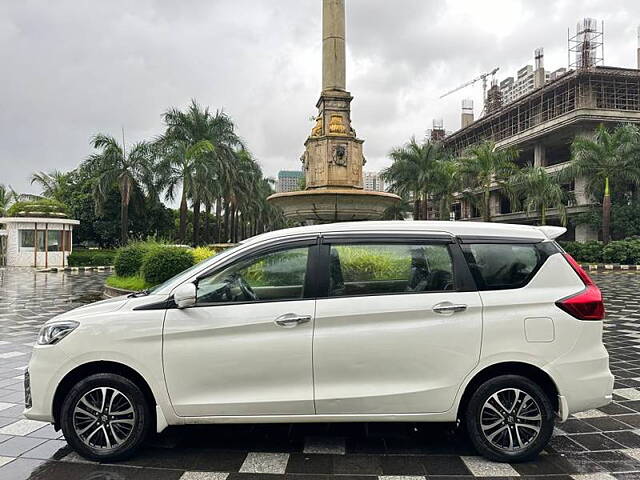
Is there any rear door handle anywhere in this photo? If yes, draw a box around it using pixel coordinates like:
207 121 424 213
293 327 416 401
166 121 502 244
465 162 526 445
274 313 312 328
433 302 467 314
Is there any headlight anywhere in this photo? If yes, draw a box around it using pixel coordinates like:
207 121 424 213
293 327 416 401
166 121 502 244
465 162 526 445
37 321 79 345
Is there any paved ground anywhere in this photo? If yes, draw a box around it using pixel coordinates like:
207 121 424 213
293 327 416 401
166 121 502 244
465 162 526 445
1 268 640 479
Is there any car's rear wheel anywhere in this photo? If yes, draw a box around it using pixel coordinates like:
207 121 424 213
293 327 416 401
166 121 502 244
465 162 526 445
60 373 151 461
465 375 554 462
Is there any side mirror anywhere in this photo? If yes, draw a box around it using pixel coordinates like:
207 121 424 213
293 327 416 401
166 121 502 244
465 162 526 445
173 283 197 309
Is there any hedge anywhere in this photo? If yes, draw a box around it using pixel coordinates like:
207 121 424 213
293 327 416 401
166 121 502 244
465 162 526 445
7 199 69 218
114 242 157 277
108 241 232 289
560 238 640 264
140 246 195 285
192 246 217 263
68 249 116 267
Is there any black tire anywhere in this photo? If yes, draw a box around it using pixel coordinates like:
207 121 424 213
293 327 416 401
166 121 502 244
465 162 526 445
60 373 151 461
465 375 554 462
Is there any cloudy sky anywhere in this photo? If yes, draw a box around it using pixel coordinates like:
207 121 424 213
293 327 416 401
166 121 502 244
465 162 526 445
1 0 639 198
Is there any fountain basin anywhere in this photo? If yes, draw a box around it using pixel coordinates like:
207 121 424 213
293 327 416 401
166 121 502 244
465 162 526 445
267 188 401 223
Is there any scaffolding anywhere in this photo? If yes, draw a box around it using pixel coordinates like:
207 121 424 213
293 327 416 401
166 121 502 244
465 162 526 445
444 67 640 155
568 18 604 70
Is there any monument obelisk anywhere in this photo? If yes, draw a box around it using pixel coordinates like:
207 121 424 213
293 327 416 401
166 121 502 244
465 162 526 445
268 0 400 222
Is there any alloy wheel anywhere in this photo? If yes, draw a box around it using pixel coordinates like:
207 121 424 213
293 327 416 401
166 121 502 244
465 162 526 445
479 387 542 452
72 387 136 450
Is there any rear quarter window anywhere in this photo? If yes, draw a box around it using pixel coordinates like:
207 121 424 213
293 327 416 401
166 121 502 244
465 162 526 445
461 242 557 290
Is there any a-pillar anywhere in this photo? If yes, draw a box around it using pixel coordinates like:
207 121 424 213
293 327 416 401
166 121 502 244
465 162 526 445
534 143 546 167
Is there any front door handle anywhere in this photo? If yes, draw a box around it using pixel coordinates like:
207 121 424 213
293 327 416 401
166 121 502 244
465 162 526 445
274 313 312 328
433 302 467 314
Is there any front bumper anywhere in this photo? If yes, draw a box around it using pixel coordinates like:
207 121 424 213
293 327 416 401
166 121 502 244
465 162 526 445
23 344 72 423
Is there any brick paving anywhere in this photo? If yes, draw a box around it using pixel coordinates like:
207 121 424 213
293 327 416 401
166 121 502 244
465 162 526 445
1 268 640 479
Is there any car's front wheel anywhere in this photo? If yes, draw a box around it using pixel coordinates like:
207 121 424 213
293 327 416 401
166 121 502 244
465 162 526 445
465 375 554 462
60 373 151 461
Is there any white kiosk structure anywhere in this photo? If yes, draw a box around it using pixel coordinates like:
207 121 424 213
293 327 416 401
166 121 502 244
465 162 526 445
0 216 79 268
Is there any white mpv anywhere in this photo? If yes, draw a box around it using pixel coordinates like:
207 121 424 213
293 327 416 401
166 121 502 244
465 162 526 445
25 221 613 462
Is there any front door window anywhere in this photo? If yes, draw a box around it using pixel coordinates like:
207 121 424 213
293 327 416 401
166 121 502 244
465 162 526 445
196 246 309 304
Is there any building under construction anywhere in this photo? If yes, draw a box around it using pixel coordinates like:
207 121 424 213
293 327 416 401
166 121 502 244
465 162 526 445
442 19 640 241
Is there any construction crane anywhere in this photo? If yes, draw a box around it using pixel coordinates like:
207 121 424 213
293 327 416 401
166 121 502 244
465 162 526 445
440 67 500 107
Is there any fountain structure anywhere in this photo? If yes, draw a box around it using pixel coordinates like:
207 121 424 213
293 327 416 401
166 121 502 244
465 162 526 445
267 0 400 222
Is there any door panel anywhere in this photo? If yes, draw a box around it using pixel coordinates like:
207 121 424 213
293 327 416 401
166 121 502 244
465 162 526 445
313 292 482 414
163 243 317 417
313 242 482 415
164 301 315 416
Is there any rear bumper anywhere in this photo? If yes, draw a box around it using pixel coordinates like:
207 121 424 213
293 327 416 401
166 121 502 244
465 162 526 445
547 341 614 420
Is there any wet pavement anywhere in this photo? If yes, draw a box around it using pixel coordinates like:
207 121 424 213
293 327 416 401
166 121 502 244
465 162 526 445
1 268 640 479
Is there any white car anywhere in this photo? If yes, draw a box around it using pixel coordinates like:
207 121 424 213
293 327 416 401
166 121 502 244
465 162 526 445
24 221 613 462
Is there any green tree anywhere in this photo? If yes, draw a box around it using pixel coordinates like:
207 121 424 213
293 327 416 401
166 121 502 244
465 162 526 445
566 124 640 243
29 170 71 202
159 139 214 243
510 165 570 225
458 141 518 222
0 184 16 216
431 157 461 220
87 134 154 244
382 138 444 220
161 100 243 245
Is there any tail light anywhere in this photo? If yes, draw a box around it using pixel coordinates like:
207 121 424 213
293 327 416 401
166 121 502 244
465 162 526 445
555 253 605 320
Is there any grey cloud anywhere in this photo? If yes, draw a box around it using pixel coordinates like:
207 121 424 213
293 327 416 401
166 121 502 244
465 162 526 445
1 0 639 196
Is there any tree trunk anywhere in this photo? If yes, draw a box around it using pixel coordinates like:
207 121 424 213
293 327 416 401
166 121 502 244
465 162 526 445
230 205 237 243
603 177 611 244
215 197 222 243
204 201 211 244
223 201 230 242
192 198 201 246
413 191 420 220
540 206 546 226
483 187 491 222
422 192 429 220
179 189 188 244
120 191 129 245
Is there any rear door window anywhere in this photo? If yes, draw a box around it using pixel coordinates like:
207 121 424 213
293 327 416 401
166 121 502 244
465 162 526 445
327 243 454 297
461 243 552 290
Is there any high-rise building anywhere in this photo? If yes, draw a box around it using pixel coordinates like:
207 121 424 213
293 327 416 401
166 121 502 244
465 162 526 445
276 170 304 193
363 171 385 192
499 65 552 105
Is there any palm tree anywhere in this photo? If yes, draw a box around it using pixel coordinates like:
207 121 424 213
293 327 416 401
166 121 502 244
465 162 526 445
87 134 154 244
0 184 16 216
159 139 214 243
458 141 518 222
510 165 570 225
161 100 244 245
431 157 461 220
566 124 640 243
29 170 70 201
382 138 444 220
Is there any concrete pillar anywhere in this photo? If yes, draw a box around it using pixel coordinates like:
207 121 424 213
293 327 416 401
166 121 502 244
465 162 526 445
575 223 599 242
322 0 346 92
534 143 546 167
489 191 501 218
573 175 592 205
461 99 474 128
534 48 545 89
637 26 640 69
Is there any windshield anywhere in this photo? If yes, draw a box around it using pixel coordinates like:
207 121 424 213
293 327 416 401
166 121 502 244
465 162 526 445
148 243 246 294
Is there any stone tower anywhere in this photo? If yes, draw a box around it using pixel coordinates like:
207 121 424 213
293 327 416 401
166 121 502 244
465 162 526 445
267 0 400 222
302 0 364 190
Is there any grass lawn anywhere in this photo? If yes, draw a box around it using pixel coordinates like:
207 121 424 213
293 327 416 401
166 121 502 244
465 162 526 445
105 275 150 291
